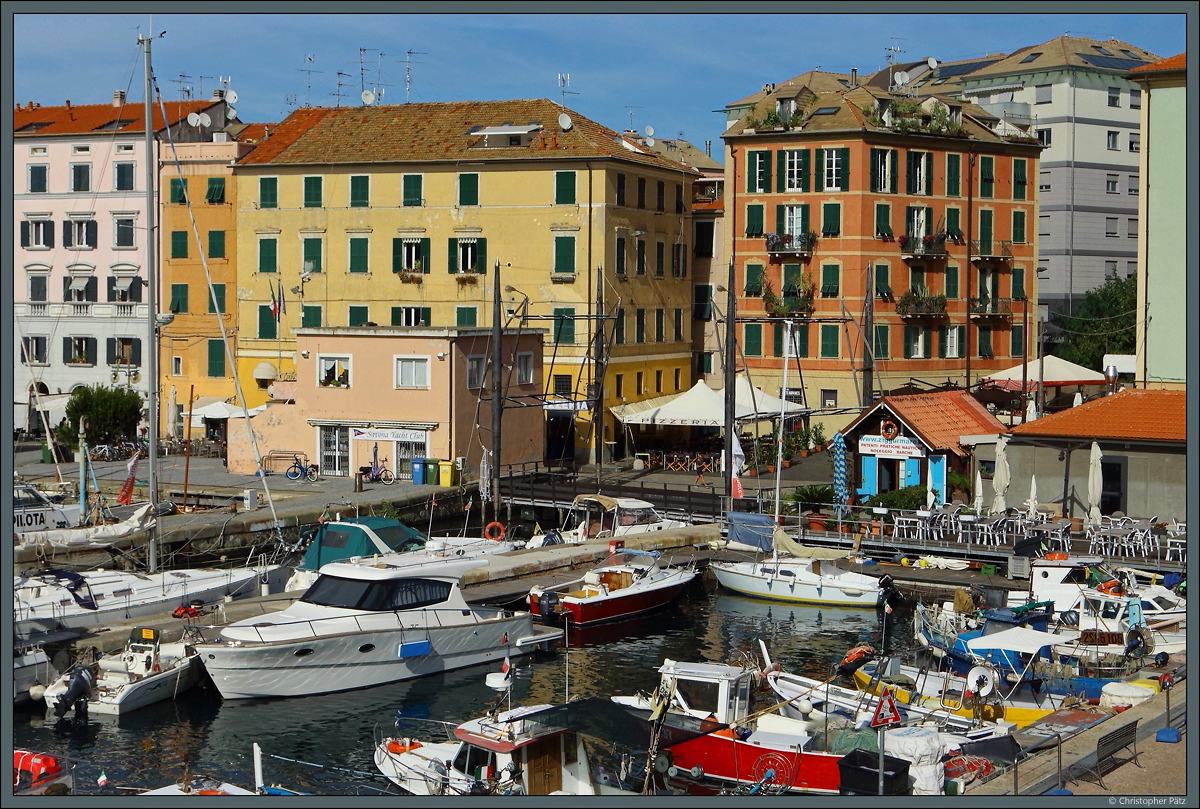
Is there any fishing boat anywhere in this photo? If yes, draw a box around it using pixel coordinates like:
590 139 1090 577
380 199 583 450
196 557 563 700
525 495 686 548
42 626 202 717
528 550 698 626
13 482 82 534
14 750 74 795
13 564 288 640
14 645 57 706
373 702 638 795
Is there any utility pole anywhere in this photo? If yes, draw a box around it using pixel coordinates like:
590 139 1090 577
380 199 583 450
862 263 875 402
491 259 503 527
140 31 161 571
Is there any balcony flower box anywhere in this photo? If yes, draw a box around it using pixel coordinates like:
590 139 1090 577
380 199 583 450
455 272 479 285
398 272 423 283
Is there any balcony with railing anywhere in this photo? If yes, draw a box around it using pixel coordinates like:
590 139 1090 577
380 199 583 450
898 233 948 259
970 239 1013 261
28 303 48 317
71 303 92 317
115 303 136 318
765 231 816 258
968 296 1012 319
895 289 949 320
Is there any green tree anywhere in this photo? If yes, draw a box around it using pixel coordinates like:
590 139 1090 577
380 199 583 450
1050 274 1137 372
63 385 143 447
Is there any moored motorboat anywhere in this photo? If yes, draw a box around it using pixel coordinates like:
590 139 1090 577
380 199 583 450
14 644 57 705
42 626 202 717
15 502 155 568
196 557 563 699
525 495 686 548
529 550 697 626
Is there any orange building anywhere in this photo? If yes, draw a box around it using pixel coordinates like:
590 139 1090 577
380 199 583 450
722 85 1042 433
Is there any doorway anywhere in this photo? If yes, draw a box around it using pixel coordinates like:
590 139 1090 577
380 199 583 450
877 457 900 494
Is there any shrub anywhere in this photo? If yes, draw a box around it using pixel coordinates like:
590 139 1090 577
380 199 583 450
791 484 836 513
863 485 929 512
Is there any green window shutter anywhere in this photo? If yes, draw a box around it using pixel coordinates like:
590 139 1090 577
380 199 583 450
875 264 892 298
420 238 431 272
762 151 772 192
701 353 712 374
259 238 276 273
208 283 225 314
889 150 898 193
837 148 849 190
903 325 915 359
208 230 225 258
1013 159 1027 200
799 149 810 192
979 325 993 357
390 307 403 326
820 324 838 358
869 148 880 192
654 309 664 342
673 308 683 340
745 204 764 237
924 206 933 237
1010 323 1025 357
170 177 187 204
776 204 786 237
459 173 478 206
980 156 994 198
820 264 839 297
447 238 458 272
303 305 321 328
303 176 322 207
800 204 809 234
744 323 762 357
350 175 369 207
794 323 809 357
773 323 783 357
813 148 824 189
1011 268 1025 300
776 150 787 191
555 171 576 204
906 150 917 194
554 235 576 274
945 266 959 298
946 154 960 197
616 173 625 205
171 231 188 258
170 283 188 313
205 177 225 203
474 238 487 274
207 340 225 377
821 203 839 236
1012 210 1026 244
349 238 369 273
258 305 276 339
259 177 277 208
979 209 993 253
924 152 933 196
946 207 962 239
349 305 369 326
615 308 625 343
744 264 764 296
421 307 431 326
782 264 800 295
392 238 403 272
746 153 754 193
303 238 322 273
874 324 889 358
875 204 891 237
553 307 575 343
403 175 422 207
938 326 948 358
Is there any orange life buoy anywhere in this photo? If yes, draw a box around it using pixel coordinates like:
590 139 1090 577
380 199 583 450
484 521 505 541
881 420 899 441
840 644 876 667
1045 552 1069 560
386 739 423 754
1097 579 1123 595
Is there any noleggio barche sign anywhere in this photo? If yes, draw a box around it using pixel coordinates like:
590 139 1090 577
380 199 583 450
857 435 925 458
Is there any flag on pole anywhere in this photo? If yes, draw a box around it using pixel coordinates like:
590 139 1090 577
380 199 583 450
278 282 285 317
116 452 139 505
501 655 510 675
269 279 278 321
731 471 745 499
97 771 108 787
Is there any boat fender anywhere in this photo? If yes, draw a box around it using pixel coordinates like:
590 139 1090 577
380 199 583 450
1158 673 1174 690
484 521 505 541
1097 579 1123 595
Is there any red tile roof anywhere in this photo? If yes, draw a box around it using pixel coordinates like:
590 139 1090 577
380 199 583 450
1010 389 1185 443
13 99 222 136
1129 52 1186 73
843 391 1006 456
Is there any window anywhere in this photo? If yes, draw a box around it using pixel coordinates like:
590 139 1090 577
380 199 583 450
821 148 847 191
908 150 931 195
515 353 534 385
28 164 48 193
676 182 684 214
169 177 187 204
259 177 278 208
1039 171 1051 192
977 326 993 359
555 171 576 204
1013 159 1027 200
1035 84 1051 104
1128 175 1139 195
655 241 665 278
349 237 369 273
71 163 91 192
636 238 646 275
1036 128 1052 147
111 216 134 248
744 264 764 296
206 340 225 378
393 237 429 273
555 374 573 396
820 203 840 237
62 218 96 250
1130 88 1141 109
303 305 323 327
636 177 646 208
72 144 91 155
402 174 422 207
747 150 771 193
744 323 762 357
946 207 963 240
391 305 427 327
782 149 807 191
169 283 188 314
870 148 894 193
820 389 837 408
1129 134 1140 153
554 235 576 275
1039 214 1051 237
395 357 429 388
257 305 276 339
107 336 140 366
208 230 225 258
1105 174 1119 194
1106 131 1119 151
697 353 712 375
943 325 964 359
205 177 226 204
1108 87 1120 107
744 203 764 237
945 153 961 197
655 369 663 392
1126 261 1137 278
819 324 839 358
945 265 959 299
449 237 485 273
1128 218 1138 239
616 173 626 206
672 243 687 277
1105 217 1118 237
873 325 889 359
1104 260 1119 280
635 308 646 343
903 325 927 359
1012 210 1026 244
455 306 477 327
615 308 626 343
350 175 370 207
172 356 182 376
457 173 478 206
979 156 994 198
655 179 665 212
908 265 925 295
319 356 351 387
615 235 627 275
303 237 323 273
303 176 322 207
20 218 54 249
208 283 226 314
673 308 683 341
28 273 48 302
1020 51 1042 64
259 237 277 272
553 308 576 344
1011 268 1025 300
64 337 95 365
655 308 665 342
874 264 893 299
114 162 134 191
781 203 810 238
820 264 839 298
873 203 892 239
21 336 47 364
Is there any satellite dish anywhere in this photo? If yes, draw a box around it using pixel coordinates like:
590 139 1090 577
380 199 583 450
926 57 939 71
894 71 910 86
226 89 238 104
361 90 375 105
644 125 654 137
645 137 655 148
187 112 200 127
225 108 236 121
557 112 572 131
198 112 212 127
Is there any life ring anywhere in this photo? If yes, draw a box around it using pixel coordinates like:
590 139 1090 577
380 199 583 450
881 420 899 441
839 645 876 668
1045 552 1068 560
484 521 505 541
386 739 423 754
1097 579 1123 595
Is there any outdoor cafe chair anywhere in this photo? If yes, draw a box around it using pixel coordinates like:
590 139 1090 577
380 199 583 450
1165 519 1186 563
978 513 1010 546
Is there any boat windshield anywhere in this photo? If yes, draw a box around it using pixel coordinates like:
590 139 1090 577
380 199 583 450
618 507 660 526
301 575 453 611
373 524 428 553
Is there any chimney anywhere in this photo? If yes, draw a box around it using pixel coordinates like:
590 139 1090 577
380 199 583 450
212 89 225 100
65 100 71 109
113 90 126 107
705 140 711 157
851 69 857 87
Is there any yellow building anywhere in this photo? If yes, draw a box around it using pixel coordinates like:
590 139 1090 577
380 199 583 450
157 136 254 438
232 100 699 463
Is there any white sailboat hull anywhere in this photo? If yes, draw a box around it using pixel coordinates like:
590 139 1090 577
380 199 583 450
710 558 882 607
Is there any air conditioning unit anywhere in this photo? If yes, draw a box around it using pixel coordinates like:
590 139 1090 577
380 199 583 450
454 456 465 471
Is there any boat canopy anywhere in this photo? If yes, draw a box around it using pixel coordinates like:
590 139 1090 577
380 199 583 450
965 625 1082 655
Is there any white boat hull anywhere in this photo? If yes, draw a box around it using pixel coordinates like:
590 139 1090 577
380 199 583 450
710 559 881 607
14 648 56 705
42 646 203 716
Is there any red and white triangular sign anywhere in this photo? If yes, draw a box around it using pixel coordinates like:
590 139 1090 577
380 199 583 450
870 687 902 728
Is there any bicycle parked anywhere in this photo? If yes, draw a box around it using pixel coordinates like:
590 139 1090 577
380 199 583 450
360 442 395 485
285 454 320 482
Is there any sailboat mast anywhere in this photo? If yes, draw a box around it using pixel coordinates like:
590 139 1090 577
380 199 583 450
141 33 161 570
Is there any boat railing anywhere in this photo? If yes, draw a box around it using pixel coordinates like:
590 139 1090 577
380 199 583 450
229 604 515 645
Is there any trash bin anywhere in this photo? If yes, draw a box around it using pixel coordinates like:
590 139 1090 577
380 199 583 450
424 459 441 486
411 457 426 485
438 460 456 487
837 748 912 796
41 443 53 464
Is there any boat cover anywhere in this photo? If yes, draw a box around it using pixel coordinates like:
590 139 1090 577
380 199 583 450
965 625 1081 655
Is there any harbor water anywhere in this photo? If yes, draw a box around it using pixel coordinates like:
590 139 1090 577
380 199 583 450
13 576 907 795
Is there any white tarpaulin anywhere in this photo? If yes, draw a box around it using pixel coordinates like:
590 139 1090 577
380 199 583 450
183 401 265 428
728 375 807 420
966 624 1080 655
611 381 755 426
981 355 1106 391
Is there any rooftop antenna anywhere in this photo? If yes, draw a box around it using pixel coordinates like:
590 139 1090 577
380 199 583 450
401 50 426 103
885 40 906 92
333 71 351 107
298 55 322 108
558 73 578 108
373 51 390 104
171 73 192 101
358 48 380 96
198 75 212 99
623 105 643 130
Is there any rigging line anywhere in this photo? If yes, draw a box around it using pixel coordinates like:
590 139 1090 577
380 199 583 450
154 91 285 547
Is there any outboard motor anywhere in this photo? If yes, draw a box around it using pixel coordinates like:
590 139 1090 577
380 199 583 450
538 591 561 621
52 664 96 718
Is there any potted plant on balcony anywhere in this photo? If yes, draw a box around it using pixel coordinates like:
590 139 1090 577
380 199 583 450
398 270 423 283
795 424 812 458
898 233 910 251
455 271 478 285
922 234 934 248
792 484 836 532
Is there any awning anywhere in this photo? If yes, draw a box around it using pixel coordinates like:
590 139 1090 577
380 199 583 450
28 392 73 424
611 381 755 426
68 276 91 291
980 355 1106 391
965 625 1080 655
113 276 135 292
960 82 1026 95
252 361 278 381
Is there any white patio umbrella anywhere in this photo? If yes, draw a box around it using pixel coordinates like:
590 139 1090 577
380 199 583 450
1072 391 1083 408
1087 441 1104 526
1027 474 1038 521
166 386 178 439
973 468 984 515
990 435 1010 515
1026 398 1038 422
926 487 937 509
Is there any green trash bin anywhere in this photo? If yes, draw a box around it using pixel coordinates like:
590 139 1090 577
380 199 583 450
424 459 441 486
438 460 456 487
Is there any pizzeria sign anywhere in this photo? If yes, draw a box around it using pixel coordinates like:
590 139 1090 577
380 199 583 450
858 435 925 458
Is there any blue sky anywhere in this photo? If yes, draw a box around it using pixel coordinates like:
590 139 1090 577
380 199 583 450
11 10 1190 160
